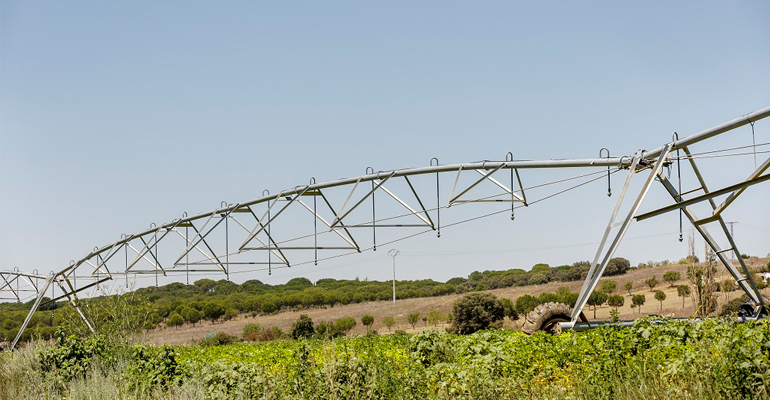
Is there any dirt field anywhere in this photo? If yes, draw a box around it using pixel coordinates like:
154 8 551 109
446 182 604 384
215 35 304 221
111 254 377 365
147 257 769 346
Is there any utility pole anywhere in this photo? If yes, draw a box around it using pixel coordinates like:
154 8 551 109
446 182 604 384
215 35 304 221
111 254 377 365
727 221 738 260
388 249 399 303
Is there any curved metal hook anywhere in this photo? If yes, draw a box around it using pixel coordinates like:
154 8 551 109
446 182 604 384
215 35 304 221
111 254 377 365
262 189 270 197
182 211 188 218
150 222 157 229
309 177 316 185
430 157 439 166
506 152 514 162
221 200 228 208
600 148 612 197
366 166 374 175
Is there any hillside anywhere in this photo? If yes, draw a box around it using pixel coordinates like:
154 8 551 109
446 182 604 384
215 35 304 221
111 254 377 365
148 256 769 345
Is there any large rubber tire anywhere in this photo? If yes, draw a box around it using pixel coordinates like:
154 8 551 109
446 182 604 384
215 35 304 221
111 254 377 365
522 302 580 335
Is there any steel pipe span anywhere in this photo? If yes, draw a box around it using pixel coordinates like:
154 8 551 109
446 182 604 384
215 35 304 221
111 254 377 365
2 105 769 349
64 105 770 271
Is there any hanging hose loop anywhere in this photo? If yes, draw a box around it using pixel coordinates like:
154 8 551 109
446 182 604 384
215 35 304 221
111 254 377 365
506 152 515 220
599 148 611 196
430 157 440 237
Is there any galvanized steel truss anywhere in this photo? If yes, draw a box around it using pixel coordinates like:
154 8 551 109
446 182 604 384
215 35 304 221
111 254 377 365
2 106 769 348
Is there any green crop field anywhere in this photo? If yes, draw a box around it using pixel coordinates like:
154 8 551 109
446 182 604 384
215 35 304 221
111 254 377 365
3 318 770 399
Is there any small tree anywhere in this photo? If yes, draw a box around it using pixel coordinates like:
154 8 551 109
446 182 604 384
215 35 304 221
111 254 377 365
291 314 315 339
167 313 184 329
407 312 420 329
427 310 443 327
663 271 681 287
361 315 374 332
203 302 225 324
383 316 396 331
624 282 633 295
645 276 658 291
631 294 646 314
600 280 617 294
677 285 691 308
184 308 202 327
587 291 608 319
607 294 625 310
223 308 239 321
422 316 428 327
450 292 504 335
654 290 666 311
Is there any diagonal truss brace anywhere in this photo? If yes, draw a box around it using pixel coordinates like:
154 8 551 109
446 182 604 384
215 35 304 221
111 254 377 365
572 146 672 321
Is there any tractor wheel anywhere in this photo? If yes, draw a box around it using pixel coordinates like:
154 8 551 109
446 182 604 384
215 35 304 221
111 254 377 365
522 302 585 335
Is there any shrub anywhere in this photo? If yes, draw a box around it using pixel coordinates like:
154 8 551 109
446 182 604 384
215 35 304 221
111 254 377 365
450 292 504 335
631 294 646 313
291 314 315 339
242 323 261 341
334 317 356 334
383 316 396 331
645 276 658 291
624 282 633 295
605 257 630 275
499 298 518 321
600 280 617 294
514 294 540 315
202 332 238 346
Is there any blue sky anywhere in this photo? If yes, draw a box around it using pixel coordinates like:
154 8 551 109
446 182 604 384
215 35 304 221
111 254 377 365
1 1 769 288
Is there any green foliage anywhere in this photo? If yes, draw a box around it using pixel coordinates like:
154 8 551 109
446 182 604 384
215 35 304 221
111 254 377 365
599 280 617 294
361 315 374 331
632 294 646 313
587 291 608 319
499 298 518 321
514 294 540 316
645 276 658 290
13 320 770 398
334 317 356 334
624 281 633 295
223 307 238 321
183 308 202 326
663 271 681 286
427 310 444 327
383 316 396 331
605 257 631 275
166 313 184 329
608 294 625 309
242 323 261 341
202 302 225 324
39 335 113 382
450 292 504 335
654 290 666 310
291 314 315 339
407 312 420 329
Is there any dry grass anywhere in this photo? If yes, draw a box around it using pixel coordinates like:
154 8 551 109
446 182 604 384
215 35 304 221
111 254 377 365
146 257 770 346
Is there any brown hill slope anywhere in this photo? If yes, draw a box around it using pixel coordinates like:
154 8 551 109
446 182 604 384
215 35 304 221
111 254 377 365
147 257 769 345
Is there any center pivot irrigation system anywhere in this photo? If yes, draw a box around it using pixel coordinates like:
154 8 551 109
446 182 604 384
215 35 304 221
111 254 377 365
2 106 770 349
